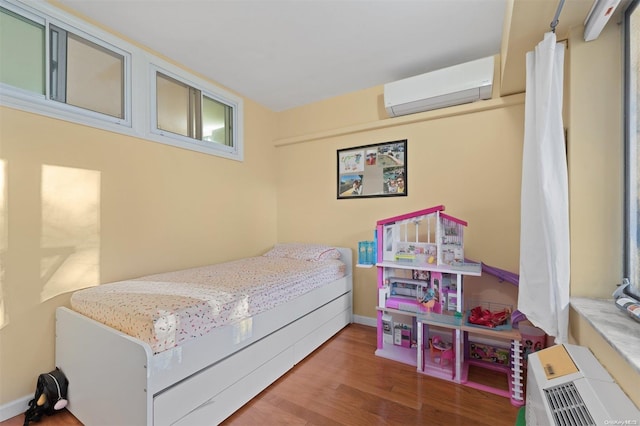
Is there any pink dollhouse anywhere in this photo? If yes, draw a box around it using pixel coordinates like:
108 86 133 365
374 205 525 407
376 205 473 316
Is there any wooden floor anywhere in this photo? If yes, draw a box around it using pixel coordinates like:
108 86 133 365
2 324 521 426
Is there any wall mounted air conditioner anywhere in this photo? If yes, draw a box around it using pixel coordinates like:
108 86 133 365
584 0 622 42
526 343 639 425
383 56 494 117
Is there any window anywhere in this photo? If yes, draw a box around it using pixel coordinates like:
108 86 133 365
50 25 125 119
0 1 129 125
0 6 45 95
625 0 640 299
0 0 243 160
153 68 238 154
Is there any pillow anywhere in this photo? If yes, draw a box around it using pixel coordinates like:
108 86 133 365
263 243 341 261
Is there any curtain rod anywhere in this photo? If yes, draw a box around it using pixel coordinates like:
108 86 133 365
550 0 566 32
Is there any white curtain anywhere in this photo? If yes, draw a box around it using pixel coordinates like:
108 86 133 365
518 32 570 344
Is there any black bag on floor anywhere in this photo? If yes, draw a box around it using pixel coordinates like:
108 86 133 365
23 367 68 425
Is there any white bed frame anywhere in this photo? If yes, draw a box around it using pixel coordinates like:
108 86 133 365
55 248 352 426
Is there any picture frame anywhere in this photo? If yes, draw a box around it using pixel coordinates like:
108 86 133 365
337 139 407 199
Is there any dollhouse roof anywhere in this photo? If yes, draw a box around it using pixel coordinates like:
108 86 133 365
440 213 467 227
376 205 467 226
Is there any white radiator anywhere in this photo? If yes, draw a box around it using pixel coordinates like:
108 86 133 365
526 344 639 425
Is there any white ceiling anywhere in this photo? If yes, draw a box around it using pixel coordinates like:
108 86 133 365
55 0 507 111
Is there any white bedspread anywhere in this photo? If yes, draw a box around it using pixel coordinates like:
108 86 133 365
71 256 345 353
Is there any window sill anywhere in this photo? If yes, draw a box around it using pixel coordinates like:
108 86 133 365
570 297 640 374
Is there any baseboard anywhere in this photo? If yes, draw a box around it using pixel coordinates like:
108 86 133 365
0 395 29 422
353 315 376 327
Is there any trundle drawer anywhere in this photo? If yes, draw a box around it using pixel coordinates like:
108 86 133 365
294 306 351 363
153 292 352 426
153 328 295 426
172 347 294 426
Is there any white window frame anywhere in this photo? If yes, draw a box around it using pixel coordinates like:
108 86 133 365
47 22 132 127
149 63 243 161
624 0 640 299
0 0 132 129
0 0 244 161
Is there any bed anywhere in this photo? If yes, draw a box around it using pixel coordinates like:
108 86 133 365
55 244 353 426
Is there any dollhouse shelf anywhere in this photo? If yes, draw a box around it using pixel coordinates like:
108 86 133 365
376 260 482 276
355 264 374 268
415 312 523 404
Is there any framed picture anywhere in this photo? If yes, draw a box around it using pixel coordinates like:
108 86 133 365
337 139 407 199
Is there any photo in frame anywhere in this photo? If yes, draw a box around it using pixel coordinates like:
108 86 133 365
337 139 407 199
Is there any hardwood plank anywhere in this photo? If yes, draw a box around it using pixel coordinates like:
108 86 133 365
0 409 82 426
1 324 521 425
224 324 521 426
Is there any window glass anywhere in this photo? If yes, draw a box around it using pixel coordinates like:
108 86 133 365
203 95 232 146
626 0 640 299
66 33 124 118
0 6 44 94
156 72 190 137
50 25 124 119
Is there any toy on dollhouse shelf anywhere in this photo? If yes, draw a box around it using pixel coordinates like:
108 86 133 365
380 267 459 316
383 276 430 314
416 272 455 315
465 300 513 330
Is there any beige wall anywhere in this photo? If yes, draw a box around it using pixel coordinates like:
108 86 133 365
275 93 525 319
567 23 624 298
274 21 639 406
565 23 639 404
0 98 278 403
1 1 638 413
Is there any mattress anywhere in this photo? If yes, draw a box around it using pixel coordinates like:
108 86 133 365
70 256 346 353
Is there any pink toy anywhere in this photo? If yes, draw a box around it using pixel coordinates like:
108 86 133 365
422 298 436 313
430 336 454 366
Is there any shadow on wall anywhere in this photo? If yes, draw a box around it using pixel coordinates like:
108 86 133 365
0 161 101 330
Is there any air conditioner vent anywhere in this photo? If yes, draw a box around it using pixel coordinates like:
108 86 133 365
527 344 639 425
544 382 595 426
383 56 494 117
